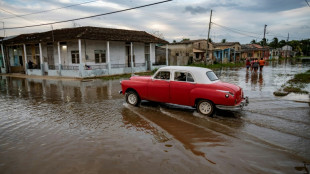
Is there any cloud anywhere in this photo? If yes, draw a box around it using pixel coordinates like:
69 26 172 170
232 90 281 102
184 6 210 15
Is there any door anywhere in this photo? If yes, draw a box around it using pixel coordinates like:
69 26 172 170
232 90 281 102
47 45 54 66
147 71 170 102
170 71 195 106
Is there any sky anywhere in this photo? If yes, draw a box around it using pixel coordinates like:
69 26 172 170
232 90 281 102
0 0 309 44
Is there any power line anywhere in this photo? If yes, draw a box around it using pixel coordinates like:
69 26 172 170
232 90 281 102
306 0 310 7
0 0 99 20
1 0 172 30
212 22 262 39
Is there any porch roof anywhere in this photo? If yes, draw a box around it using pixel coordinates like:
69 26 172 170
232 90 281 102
2 26 168 45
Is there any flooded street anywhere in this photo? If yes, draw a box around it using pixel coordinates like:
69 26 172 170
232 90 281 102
0 61 309 174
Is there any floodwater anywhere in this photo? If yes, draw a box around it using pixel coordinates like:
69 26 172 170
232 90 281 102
0 60 309 174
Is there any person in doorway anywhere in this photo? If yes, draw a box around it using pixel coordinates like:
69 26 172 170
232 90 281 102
259 58 265 71
28 60 34 69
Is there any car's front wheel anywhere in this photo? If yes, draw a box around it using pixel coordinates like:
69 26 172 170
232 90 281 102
197 100 214 116
125 91 140 106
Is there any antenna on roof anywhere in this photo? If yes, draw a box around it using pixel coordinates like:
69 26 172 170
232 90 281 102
51 25 54 42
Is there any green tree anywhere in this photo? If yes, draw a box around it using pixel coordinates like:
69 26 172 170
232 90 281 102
221 39 226 43
250 39 256 44
279 40 286 48
269 37 279 48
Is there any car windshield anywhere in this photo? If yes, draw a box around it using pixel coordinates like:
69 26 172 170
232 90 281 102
206 71 219 81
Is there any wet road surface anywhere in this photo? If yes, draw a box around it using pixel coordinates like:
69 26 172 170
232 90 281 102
0 61 309 174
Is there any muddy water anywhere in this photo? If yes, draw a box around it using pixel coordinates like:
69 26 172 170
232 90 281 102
0 61 309 174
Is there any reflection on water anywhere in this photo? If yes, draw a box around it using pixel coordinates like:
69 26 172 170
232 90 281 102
0 59 309 174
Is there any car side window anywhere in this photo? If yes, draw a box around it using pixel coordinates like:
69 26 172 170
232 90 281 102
174 72 195 82
154 71 170 80
187 73 195 82
174 72 186 81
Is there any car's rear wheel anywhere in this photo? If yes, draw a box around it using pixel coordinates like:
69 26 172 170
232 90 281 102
125 91 140 106
197 100 214 116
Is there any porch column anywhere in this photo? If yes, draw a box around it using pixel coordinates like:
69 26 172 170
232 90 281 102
107 41 111 74
130 42 134 74
234 49 236 63
221 50 224 63
1 44 7 73
78 39 83 77
150 43 153 70
57 42 62 76
228 48 231 62
23 44 28 74
39 43 44 75
165 44 168 66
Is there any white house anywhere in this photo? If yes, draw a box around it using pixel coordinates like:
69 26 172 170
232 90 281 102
0 26 168 78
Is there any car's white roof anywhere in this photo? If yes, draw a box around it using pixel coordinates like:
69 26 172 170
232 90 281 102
156 66 218 84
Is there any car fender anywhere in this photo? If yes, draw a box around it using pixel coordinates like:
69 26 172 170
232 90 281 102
190 87 235 106
121 80 148 99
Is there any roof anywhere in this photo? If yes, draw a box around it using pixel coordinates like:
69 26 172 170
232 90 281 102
241 44 269 51
213 42 240 47
2 26 168 45
169 39 207 45
156 66 218 84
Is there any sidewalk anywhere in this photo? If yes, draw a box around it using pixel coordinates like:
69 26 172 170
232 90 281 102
0 73 82 81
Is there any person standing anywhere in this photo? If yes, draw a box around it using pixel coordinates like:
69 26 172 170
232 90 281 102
259 58 265 71
252 58 259 72
246 58 251 70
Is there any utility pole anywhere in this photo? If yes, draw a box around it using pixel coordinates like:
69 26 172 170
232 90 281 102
205 9 212 65
286 33 289 58
263 24 267 59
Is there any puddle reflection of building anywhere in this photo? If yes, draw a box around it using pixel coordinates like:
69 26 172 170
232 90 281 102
0 77 116 103
258 72 264 91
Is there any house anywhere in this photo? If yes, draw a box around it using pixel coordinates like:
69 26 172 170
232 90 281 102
270 48 281 59
241 44 270 60
281 45 295 58
0 26 168 78
213 42 241 63
165 39 214 65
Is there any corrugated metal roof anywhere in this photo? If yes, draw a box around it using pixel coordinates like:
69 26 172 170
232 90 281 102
2 26 168 45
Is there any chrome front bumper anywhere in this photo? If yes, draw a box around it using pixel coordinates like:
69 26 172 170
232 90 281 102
216 96 249 111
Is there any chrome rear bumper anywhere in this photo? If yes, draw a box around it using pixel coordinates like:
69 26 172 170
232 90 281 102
216 96 249 111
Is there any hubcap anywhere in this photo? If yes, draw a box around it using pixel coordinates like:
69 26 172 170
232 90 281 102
199 102 212 115
128 93 137 105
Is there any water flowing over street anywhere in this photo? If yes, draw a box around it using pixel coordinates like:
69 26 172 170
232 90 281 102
0 61 309 174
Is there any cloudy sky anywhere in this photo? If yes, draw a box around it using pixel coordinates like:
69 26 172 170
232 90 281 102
0 0 309 44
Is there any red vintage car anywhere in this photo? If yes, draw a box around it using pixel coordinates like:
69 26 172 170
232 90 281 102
120 66 248 116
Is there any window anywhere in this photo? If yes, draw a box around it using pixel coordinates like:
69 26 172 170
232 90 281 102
154 71 170 80
174 72 195 82
206 71 219 81
71 51 79 64
186 53 189 56
176 52 179 56
94 50 106 63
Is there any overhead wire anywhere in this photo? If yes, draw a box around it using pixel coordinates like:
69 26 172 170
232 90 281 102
0 0 99 20
1 0 172 30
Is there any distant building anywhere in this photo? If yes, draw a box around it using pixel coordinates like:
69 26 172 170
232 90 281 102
165 39 214 65
0 26 168 78
213 42 241 63
281 45 295 58
241 44 270 59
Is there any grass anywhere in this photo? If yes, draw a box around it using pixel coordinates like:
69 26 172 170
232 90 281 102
274 69 310 96
99 69 157 80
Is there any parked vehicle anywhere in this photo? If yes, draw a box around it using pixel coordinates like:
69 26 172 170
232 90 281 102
120 66 248 116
